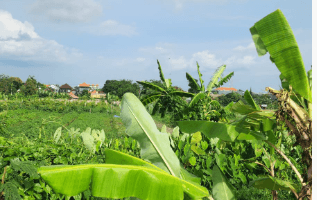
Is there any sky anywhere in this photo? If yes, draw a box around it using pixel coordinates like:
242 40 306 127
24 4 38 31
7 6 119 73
0 0 312 93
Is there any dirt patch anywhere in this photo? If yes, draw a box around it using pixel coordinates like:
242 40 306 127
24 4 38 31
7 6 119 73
154 121 174 134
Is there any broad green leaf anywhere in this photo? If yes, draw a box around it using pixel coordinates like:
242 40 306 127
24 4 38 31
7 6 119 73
189 93 206 107
140 93 161 106
279 74 290 91
191 145 206 156
165 79 172 89
243 90 261 110
180 166 201 186
170 91 195 98
137 81 166 93
231 101 258 115
191 132 202 145
250 9 311 102
212 165 236 200
178 121 239 142
197 62 205 92
81 129 95 153
250 176 297 192
189 157 196 166
157 60 166 85
161 125 167 133
307 68 312 90
186 72 201 92
237 131 267 141
104 149 165 172
172 126 180 138
216 72 234 88
38 164 208 200
121 93 180 177
53 127 62 143
207 65 226 93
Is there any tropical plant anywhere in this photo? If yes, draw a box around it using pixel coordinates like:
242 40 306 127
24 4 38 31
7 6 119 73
38 93 210 200
186 62 234 95
178 9 312 200
251 9 312 199
137 60 194 118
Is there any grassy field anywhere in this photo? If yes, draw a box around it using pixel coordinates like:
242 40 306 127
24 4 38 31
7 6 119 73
1 107 126 140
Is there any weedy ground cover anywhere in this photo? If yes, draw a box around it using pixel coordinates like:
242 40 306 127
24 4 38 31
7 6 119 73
1 103 125 140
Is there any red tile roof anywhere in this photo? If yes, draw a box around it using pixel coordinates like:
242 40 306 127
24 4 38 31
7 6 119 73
68 92 78 99
79 82 90 87
214 87 237 91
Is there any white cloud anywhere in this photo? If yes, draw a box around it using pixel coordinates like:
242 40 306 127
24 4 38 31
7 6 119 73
91 20 137 36
30 0 102 23
0 10 39 40
233 43 255 51
135 57 146 62
236 55 255 65
169 56 188 70
0 10 82 62
190 50 222 68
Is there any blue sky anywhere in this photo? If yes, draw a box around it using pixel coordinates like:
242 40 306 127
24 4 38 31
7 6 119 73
0 0 312 92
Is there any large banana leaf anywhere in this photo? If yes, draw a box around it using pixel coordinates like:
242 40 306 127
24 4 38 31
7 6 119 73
38 164 208 200
196 62 205 92
243 90 261 110
189 93 206 107
104 149 208 198
250 9 311 102
250 176 297 192
121 93 180 177
140 93 161 106
206 65 226 93
157 60 168 87
186 72 201 92
216 72 234 88
212 165 236 200
170 91 195 98
178 121 240 142
137 81 166 93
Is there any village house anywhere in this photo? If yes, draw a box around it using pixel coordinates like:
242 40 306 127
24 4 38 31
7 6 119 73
78 82 90 93
90 90 106 99
59 83 72 93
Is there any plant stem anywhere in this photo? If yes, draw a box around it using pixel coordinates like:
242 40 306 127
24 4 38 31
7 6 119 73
265 141 304 185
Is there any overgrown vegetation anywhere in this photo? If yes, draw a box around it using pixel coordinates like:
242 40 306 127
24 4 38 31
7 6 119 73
0 9 311 200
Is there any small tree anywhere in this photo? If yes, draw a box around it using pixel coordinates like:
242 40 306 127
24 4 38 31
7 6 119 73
20 76 37 96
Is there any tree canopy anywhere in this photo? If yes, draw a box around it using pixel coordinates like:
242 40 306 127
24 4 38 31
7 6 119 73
102 79 140 99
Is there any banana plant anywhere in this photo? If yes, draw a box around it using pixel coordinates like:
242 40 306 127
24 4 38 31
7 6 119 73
38 93 210 200
137 60 194 117
250 9 312 199
179 9 312 200
186 62 234 95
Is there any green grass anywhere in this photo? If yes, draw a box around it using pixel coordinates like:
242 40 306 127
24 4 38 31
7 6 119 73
1 108 125 140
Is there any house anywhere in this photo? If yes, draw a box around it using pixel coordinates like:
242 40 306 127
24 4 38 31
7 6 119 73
213 87 238 95
48 85 59 93
59 83 73 93
78 82 90 93
90 90 106 99
90 84 100 90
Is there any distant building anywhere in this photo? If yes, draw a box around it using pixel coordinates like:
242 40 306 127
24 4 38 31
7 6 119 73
78 82 90 93
213 87 238 95
68 92 78 99
90 90 106 99
90 84 100 90
59 83 73 93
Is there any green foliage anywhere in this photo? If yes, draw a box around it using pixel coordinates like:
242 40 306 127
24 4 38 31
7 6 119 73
102 79 140 98
19 76 38 96
0 75 23 95
80 90 91 99
216 92 244 107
